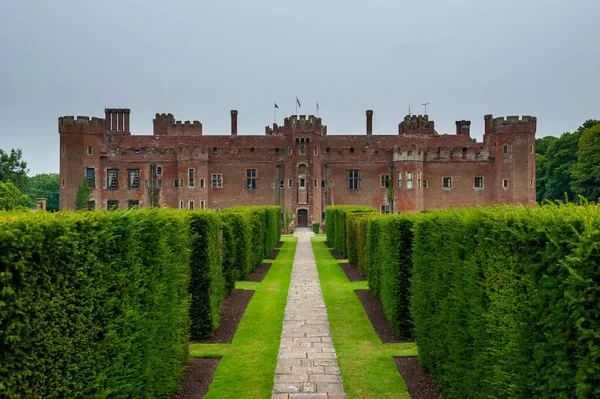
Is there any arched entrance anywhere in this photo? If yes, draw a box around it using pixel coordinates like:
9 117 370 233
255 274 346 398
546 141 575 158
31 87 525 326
297 209 308 227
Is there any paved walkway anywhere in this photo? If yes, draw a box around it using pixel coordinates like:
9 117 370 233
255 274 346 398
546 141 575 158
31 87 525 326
272 228 346 399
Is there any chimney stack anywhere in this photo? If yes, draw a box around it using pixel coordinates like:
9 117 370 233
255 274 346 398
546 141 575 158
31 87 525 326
366 110 373 135
456 120 471 137
231 110 238 135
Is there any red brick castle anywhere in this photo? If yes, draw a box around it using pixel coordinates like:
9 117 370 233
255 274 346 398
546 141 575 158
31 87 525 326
58 108 536 226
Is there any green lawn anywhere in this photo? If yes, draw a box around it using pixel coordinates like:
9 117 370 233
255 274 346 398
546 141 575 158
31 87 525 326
313 235 417 399
189 235 297 399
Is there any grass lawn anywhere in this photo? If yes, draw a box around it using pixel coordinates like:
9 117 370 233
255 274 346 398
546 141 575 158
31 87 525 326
312 235 417 399
189 235 297 399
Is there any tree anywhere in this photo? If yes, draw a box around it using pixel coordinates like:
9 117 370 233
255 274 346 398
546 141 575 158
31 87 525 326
26 173 60 212
535 136 558 203
543 131 580 202
571 123 600 202
0 180 31 211
75 177 91 210
0 148 29 192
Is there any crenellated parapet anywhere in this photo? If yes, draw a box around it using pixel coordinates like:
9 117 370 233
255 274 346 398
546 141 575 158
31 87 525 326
484 114 537 135
398 115 436 135
266 115 327 135
58 116 105 134
153 113 203 136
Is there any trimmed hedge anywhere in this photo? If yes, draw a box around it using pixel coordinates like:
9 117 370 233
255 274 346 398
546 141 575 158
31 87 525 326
324 205 375 257
0 209 191 399
411 205 600 398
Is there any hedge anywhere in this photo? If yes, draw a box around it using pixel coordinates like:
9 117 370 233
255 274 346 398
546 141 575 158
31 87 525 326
0 209 190 399
324 205 375 257
411 204 600 399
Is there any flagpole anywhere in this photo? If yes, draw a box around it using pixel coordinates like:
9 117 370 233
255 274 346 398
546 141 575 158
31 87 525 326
316 101 319 118
296 97 298 117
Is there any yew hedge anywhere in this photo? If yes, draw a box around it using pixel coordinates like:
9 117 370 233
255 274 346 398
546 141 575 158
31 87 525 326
324 205 375 257
0 205 282 398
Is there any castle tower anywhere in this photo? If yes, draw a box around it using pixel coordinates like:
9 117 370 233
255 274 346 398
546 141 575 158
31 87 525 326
58 116 105 210
484 115 537 205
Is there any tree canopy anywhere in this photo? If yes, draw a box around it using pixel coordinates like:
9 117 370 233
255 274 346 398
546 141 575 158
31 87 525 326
27 173 60 212
571 123 600 201
0 148 28 192
0 180 31 211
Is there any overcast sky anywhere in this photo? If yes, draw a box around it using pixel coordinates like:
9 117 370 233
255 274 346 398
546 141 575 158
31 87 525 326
1 0 599 175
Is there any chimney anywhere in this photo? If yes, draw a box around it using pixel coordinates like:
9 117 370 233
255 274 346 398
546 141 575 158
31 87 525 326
366 110 373 135
124 109 130 132
105 109 111 130
231 110 238 135
456 120 471 137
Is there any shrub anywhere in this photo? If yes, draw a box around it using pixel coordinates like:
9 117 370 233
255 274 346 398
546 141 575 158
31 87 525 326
325 205 375 257
312 221 320 234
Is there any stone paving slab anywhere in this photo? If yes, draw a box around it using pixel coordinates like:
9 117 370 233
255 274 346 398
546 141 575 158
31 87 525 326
272 228 345 399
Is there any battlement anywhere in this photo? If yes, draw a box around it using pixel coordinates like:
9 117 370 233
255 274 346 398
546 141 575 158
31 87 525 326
58 116 105 133
153 113 203 136
484 114 536 134
266 114 327 135
398 114 435 135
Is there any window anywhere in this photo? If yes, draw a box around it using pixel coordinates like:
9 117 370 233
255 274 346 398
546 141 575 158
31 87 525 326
314 179 318 188
189 200 195 210
128 200 139 209
107 169 118 189
348 170 360 190
288 179 292 188
313 147 318 156
156 166 162 176
213 147 218 153
86 167 96 189
200 178 205 188
474 176 484 188
61 145 65 155
325 147 330 154
321 180 326 188
423 180 428 188
397 172 402 188
503 179 509 188
279 180 284 188
380 174 390 188
443 177 452 189
299 145 306 155
212 174 223 188
406 172 413 189
380 204 391 214
246 169 257 190
179 200 184 209
87 146 93 155
61 178 65 188
299 178 306 188
350 147 355 153
417 172 422 188
107 200 119 210
288 147 292 155
275 147 280 154
157 180 162 189
200 200 205 209
188 168 195 188
128 169 140 189
250 147 255 153
503 145 509 155
144 180 149 188
174 179 179 188
87 200 95 210
180 178 184 188
530 145 534 154
530 179 534 188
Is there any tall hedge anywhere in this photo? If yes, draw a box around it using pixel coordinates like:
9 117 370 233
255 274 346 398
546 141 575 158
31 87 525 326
411 204 600 399
345 211 377 269
188 210 225 339
324 205 375 257
0 209 191 398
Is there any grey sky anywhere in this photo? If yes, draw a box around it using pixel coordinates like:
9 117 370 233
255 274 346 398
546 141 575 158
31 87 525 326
1 0 598 175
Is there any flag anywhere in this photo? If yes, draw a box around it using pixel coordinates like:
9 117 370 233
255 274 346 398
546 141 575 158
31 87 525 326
296 96 301 107
274 102 279 109
317 101 319 110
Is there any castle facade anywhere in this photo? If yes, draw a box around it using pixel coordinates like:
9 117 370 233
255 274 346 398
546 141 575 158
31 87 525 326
58 108 536 226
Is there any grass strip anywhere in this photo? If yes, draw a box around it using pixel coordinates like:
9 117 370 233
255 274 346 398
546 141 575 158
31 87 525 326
312 235 416 399
234 281 261 291
189 235 297 398
351 280 369 291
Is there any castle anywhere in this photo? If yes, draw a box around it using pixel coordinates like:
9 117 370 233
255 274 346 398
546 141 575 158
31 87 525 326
58 108 537 226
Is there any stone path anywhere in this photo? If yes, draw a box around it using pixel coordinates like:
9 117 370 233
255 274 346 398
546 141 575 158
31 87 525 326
272 228 346 399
